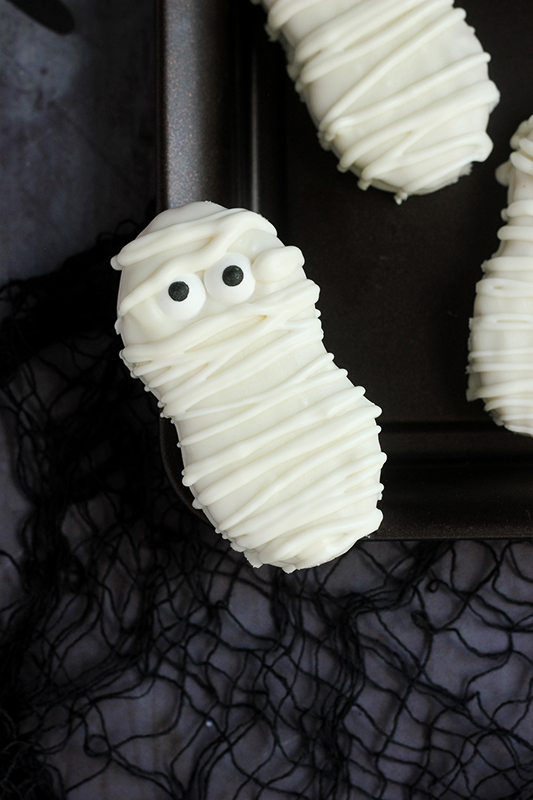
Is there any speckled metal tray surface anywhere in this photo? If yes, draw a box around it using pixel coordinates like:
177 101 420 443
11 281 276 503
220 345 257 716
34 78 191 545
157 0 533 539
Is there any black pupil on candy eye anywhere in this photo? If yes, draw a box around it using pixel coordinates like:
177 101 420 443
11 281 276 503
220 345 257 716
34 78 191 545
222 265 244 286
168 281 189 302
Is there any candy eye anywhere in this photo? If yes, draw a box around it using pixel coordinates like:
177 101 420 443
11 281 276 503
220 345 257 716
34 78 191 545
157 273 206 319
204 253 256 304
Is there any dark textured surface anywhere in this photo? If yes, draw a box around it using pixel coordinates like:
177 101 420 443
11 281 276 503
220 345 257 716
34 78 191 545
0 0 156 282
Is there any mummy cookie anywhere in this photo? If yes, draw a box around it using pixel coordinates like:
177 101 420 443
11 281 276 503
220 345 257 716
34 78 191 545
467 116 533 436
112 202 385 572
253 0 499 202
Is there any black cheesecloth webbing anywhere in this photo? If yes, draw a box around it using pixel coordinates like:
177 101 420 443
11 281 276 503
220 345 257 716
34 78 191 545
1 220 533 800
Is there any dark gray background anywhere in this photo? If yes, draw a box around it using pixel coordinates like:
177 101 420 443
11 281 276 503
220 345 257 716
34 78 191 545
0 0 155 282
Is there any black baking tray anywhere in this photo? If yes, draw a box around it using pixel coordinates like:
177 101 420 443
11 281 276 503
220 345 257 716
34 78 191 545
156 0 533 539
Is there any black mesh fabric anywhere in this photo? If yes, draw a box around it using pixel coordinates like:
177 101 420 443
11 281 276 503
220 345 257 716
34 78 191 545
1 221 533 800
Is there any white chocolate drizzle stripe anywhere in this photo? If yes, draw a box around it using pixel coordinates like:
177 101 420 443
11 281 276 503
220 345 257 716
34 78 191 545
327 53 490 136
266 0 321 31
476 279 533 297
290 0 444 73
466 348 533 359
398 144 486 197
218 445 385 532
182 386 363 484
498 227 533 243
470 315 533 331
263 0 498 200
470 363 533 373
485 399 533 412
259 508 384 561
483 257 533 273
117 208 275 267
179 358 343 443
197 405 381 507
231 453 385 543
160 323 322 417
296 1 451 86
505 201 533 218
511 151 533 177
468 117 533 435
469 379 533 399
338 85 496 173
319 8 466 131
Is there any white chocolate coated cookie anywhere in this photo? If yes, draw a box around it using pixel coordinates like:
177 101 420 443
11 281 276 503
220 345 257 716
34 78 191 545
253 0 499 202
113 203 385 572
468 116 533 436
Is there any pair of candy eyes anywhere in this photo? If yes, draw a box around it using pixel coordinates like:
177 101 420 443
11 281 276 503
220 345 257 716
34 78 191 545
158 253 255 320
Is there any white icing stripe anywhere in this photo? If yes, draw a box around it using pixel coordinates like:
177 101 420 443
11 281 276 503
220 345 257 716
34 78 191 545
483 257 533 273
469 379 533 398
118 208 275 267
325 53 490 137
229 457 384 543
337 86 497 174
182 387 365 485
470 317 533 331
319 7 467 130
196 409 381 508
498 228 533 243
161 319 323 417
267 0 326 32
296 1 452 88
476 279 533 297
218 449 384 532
470 349 533 359
115 203 384 571
506 201 533 218
471 362 533 373
485 398 533 412
511 155 533 178
467 116 533 435
258 0 498 201
179 360 344 444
